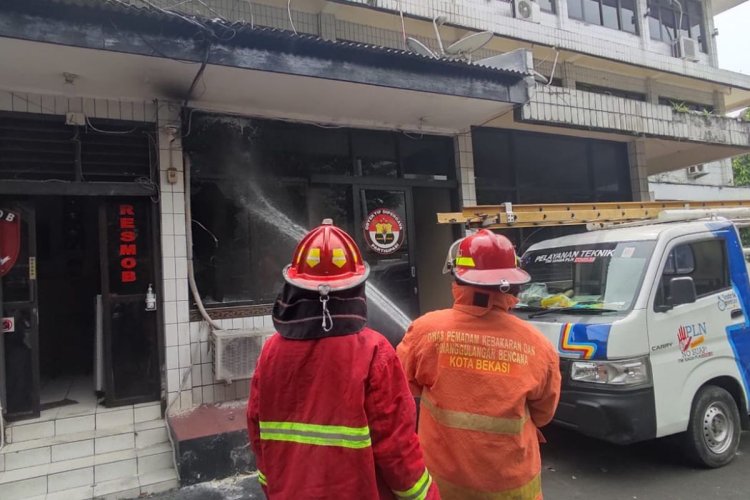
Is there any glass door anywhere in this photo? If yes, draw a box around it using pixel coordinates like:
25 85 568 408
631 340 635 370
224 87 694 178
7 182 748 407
98 199 161 406
1 202 40 421
355 187 419 341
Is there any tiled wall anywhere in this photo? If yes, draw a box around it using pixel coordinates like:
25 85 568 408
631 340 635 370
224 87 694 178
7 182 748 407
156 101 192 412
628 140 651 201
455 131 477 207
157 102 265 412
0 89 156 121
520 86 750 146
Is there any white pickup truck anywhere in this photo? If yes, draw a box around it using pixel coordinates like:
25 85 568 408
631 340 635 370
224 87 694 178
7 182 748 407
516 215 750 467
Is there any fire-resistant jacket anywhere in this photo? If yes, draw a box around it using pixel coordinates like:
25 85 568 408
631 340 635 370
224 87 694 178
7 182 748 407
397 284 561 500
247 283 439 500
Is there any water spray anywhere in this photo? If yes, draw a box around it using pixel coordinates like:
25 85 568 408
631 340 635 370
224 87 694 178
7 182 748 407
184 155 223 332
241 182 412 333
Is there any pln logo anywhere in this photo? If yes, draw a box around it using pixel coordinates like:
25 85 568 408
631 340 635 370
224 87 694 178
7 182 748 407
676 322 712 362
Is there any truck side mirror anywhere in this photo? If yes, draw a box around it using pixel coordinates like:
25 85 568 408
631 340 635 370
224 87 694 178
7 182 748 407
670 277 697 307
655 277 697 313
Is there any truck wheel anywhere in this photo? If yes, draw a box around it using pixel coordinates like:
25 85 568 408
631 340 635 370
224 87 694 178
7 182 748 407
684 385 741 468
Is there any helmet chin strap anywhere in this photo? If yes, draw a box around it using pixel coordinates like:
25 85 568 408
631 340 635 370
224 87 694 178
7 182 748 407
318 285 333 332
498 280 510 293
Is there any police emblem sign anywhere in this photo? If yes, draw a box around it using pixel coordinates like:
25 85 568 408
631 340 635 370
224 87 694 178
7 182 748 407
364 208 404 255
0 209 20 278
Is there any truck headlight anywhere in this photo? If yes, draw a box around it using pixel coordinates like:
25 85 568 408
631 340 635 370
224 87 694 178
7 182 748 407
570 357 650 386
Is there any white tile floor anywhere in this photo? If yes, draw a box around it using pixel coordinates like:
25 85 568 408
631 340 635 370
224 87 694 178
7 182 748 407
34 376 99 423
1 378 174 500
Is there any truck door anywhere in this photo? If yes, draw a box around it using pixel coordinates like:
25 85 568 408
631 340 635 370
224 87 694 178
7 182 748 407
647 236 732 435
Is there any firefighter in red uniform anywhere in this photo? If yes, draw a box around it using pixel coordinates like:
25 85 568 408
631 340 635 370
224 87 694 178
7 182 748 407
247 219 439 500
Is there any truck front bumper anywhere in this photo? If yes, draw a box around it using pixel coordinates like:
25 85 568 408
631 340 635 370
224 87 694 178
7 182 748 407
553 359 657 445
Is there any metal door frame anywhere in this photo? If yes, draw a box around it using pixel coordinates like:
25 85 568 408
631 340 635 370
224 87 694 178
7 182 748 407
0 202 40 420
98 199 164 407
352 183 420 316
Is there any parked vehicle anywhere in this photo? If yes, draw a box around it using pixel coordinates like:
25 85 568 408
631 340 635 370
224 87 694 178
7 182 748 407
516 214 750 467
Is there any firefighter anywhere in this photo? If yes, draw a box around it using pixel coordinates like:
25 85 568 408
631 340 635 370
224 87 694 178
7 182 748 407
397 229 561 500
247 219 439 500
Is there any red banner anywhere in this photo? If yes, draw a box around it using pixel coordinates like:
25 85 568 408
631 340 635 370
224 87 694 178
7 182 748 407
0 209 20 277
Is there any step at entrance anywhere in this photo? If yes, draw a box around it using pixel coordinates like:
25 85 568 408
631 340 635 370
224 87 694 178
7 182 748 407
0 402 178 500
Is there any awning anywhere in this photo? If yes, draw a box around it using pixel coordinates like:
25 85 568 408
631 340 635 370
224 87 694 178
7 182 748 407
0 0 531 133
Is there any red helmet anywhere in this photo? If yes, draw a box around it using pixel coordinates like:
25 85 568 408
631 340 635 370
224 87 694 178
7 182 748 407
445 229 529 288
283 219 369 293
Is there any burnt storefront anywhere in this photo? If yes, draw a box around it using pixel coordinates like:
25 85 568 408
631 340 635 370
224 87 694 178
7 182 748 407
183 112 461 342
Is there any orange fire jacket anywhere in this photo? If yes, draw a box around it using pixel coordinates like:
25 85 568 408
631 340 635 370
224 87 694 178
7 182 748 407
397 284 561 500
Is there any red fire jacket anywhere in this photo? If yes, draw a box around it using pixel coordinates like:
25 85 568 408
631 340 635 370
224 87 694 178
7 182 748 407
247 327 439 500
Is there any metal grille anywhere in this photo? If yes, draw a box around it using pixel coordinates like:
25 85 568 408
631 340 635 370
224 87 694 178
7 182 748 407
0 112 155 182
212 328 273 383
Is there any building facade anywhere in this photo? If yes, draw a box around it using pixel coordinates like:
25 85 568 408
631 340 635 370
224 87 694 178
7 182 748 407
649 158 750 200
1 0 750 498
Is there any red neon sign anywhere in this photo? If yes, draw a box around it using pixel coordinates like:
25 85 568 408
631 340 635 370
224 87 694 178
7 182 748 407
119 204 137 283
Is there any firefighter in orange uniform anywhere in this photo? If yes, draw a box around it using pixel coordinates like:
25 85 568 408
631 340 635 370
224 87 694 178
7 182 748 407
247 219 439 500
397 230 561 499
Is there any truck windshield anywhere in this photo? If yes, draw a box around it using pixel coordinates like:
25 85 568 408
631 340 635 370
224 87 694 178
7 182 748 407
518 240 656 313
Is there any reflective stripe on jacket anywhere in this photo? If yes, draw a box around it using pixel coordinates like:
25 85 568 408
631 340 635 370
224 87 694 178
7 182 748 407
397 284 561 500
248 327 439 500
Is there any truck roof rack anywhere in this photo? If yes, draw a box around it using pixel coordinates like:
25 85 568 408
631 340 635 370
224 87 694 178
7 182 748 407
437 201 750 230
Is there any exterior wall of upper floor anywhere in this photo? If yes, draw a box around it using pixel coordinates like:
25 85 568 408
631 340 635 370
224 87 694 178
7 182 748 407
338 0 720 66
136 0 747 112
649 158 734 186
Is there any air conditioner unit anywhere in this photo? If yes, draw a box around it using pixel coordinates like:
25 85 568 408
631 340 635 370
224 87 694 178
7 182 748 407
514 0 541 23
678 36 699 62
686 164 707 179
212 328 273 383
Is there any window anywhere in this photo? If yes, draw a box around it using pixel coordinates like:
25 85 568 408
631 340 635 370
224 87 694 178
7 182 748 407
576 82 646 102
400 135 455 180
184 112 454 306
353 130 398 177
471 128 632 205
520 241 656 312
538 0 556 13
656 239 729 307
515 133 589 203
648 0 707 52
567 0 639 34
472 128 515 205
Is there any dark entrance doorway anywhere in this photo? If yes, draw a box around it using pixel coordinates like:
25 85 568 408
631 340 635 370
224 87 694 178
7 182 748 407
36 197 101 413
1 196 162 421
0 111 163 421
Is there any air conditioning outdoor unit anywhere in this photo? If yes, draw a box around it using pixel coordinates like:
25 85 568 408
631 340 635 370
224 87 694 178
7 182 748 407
514 0 541 23
212 328 273 383
678 36 699 62
686 164 707 179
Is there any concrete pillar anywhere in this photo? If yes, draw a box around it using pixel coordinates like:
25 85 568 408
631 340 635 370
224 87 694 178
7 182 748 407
645 78 660 105
703 0 720 68
455 130 477 208
556 0 569 30
712 91 727 115
157 101 193 412
637 0 651 49
628 139 652 201
561 62 576 89
319 13 337 41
